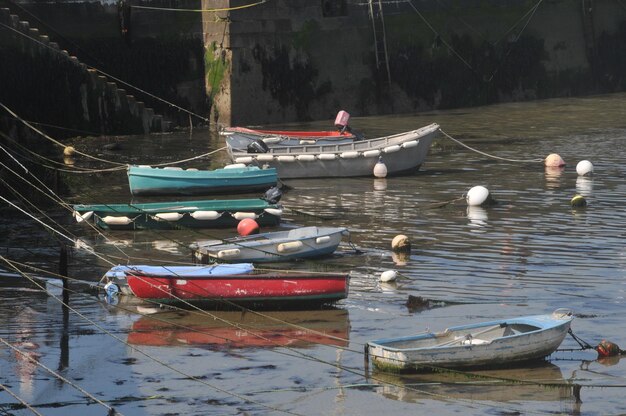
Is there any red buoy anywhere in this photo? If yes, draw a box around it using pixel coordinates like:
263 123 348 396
237 218 259 236
596 340 622 357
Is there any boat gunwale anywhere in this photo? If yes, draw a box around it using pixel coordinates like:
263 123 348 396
229 123 440 156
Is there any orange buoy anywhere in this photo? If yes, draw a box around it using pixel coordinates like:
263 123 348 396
544 153 565 167
237 218 259 236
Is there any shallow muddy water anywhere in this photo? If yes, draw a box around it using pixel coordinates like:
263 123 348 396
1 93 626 415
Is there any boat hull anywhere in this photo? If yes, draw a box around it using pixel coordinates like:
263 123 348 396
73 198 282 230
191 226 347 263
127 165 277 196
227 123 439 179
125 272 350 309
367 312 573 372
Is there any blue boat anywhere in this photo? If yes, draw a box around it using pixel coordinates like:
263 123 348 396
190 226 348 263
127 164 277 196
367 309 574 372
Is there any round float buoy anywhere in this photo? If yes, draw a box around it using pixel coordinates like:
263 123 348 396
380 270 397 282
576 160 594 176
237 218 259 236
570 194 587 208
373 157 387 178
391 234 410 252
63 146 75 157
596 340 622 357
466 185 493 206
545 153 565 167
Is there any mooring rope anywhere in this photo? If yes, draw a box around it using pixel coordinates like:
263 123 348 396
439 128 544 163
0 23 209 124
0 336 121 415
0 257 301 416
0 381 43 416
131 0 267 13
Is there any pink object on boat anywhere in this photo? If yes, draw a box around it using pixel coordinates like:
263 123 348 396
334 110 350 129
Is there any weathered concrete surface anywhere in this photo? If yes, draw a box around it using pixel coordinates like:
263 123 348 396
204 0 626 126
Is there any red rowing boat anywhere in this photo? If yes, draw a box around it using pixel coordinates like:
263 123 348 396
123 266 350 308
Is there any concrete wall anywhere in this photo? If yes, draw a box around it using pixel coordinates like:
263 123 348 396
205 0 626 126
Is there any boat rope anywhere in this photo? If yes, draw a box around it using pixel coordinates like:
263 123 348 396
483 0 544 83
0 22 209 124
1 104 224 173
0 381 43 416
131 0 267 13
566 328 597 351
439 128 545 163
1 256 571 416
0 135 122 173
0 337 121 415
0 258 301 416
0 195 122 268
406 0 474 72
0 101 127 166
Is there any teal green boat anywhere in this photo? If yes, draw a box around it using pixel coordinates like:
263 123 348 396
127 165 277 196
73 198 283 230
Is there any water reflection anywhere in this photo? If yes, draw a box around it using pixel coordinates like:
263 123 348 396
373 178 387 191
391 251 410 266
372 362 574 405
576 176 594 197
466 206 488 230
544 166 565 188
127 308 350 349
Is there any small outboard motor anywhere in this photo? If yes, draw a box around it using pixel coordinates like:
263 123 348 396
247 138 270 153
262 186 282 204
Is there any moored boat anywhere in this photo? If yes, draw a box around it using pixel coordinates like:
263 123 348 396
72 197 283 230
113 264 350 308
367 309 573 372
221 109 358 146
190 226 349 263
127 164 277 196
227 123 440 179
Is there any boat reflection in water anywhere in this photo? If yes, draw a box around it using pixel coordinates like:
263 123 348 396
127 308 350 350
371 362 574 404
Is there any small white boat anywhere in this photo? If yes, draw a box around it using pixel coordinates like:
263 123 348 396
190 226 349 263
367 309 573 372
227 123 440 179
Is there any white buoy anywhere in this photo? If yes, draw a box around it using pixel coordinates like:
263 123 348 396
63 146 75 157
466 185 492 206
576 160 594 176
373 157 388 178
380 270 397 282
545 153 565 167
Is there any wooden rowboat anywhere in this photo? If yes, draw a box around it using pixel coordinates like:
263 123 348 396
112 264 350 308
127 164 277 196
227 123 440 179
72 198 282 230
190 226 348 263
367 309 573 372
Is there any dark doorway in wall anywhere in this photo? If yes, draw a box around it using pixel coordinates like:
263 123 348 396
322 0 347 17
